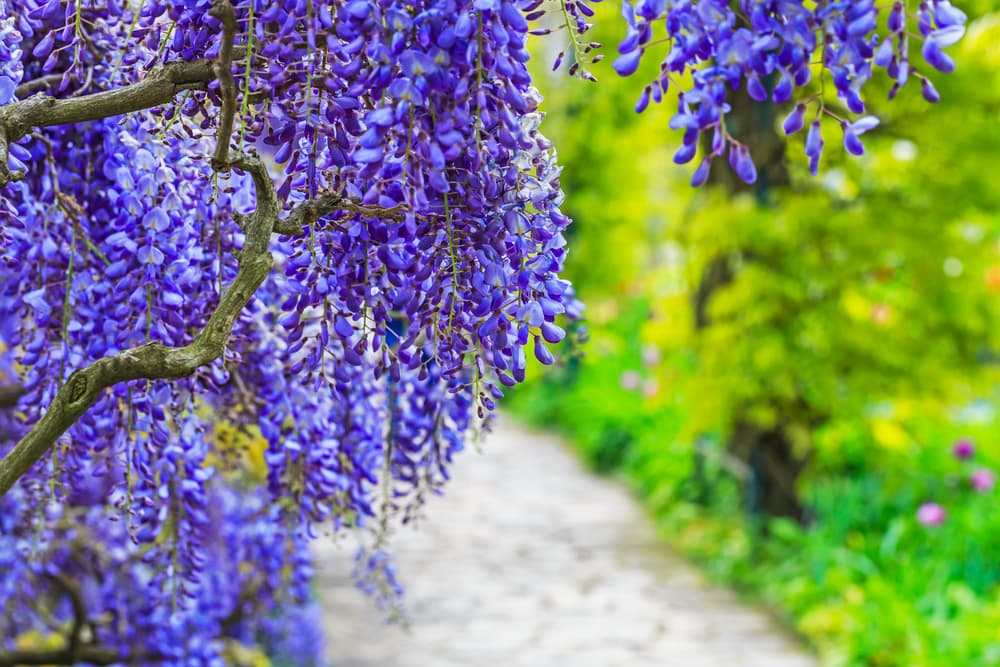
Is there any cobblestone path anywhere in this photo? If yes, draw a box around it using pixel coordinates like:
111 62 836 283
314 417 817 667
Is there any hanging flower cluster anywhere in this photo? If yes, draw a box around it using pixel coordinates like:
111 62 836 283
0 0 971 662
0 3 23 254
612 0 969 184
1 0 577 662
0 478 326 664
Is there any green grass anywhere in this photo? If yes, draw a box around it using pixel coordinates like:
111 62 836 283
508 342 1000 667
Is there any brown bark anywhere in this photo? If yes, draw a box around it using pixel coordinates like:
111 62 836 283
0 645 152 667
0 0 402 496
0 384 23 409
707 86 790 194
0 154 277 496
729 421 808 521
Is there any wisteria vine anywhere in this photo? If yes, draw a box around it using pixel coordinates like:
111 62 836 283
0 0 968 664
1 0 574 663
608 0 969 184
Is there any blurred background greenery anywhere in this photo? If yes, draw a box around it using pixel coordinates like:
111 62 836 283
512 3 1000 665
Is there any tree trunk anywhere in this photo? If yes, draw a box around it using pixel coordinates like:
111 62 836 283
730 420 807 521
692 85 808 521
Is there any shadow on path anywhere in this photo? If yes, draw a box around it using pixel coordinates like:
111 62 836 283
314 416 817 667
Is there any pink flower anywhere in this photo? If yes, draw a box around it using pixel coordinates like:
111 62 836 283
970 469 996 493
619 370 641 392
953 438 975 460
917 502 947 526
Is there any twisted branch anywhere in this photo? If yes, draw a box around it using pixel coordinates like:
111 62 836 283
0 572 163 667
0 58 217 186
0 0 406 496
0 154 277 496
0 0 248 186
0 0 260 496
48 574 87 663
13 73 71 99
210 0 239 170
275 192 406 236
0 644 154 667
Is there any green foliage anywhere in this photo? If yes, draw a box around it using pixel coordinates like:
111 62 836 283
512 339 1000 666
661 457 1000 667
531 8 687 297
532 5 1000 456
515 5 1000 666
647 13 1000 454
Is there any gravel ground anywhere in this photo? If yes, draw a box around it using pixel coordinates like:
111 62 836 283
314 416 817 667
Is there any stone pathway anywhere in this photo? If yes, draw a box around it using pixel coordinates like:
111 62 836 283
314 417 817 667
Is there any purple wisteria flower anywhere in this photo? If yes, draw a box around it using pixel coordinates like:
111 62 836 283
0 0 977 661
612 0 969 184
0 0 580 660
